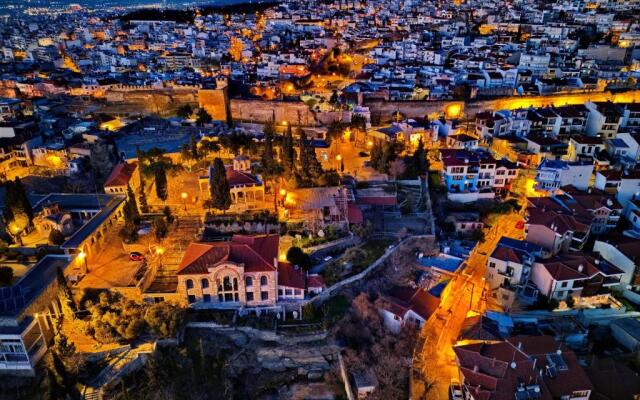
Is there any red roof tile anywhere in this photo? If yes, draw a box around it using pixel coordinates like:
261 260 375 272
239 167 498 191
277 261 305 289
177 235 278 275
104 162 137 188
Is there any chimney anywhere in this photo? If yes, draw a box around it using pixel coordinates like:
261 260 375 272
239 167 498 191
473 365 479 373
518 342 522 349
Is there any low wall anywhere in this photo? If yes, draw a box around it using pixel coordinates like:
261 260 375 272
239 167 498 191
364 89 640 122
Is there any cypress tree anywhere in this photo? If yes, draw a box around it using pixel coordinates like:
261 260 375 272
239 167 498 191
210 158 231 212
281 123 295 171
155 169 168 201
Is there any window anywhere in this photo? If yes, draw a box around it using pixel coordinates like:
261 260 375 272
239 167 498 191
489 262 496 269
246 291 254 301
217 274 240 302
245 277 253 287
261 291 269 301
201 279 209 289
188 295 196 304
561 281 568 288
294 289 302 296
186 279 194 290
203 294 211 302
285 288 292 296
260 276 268 287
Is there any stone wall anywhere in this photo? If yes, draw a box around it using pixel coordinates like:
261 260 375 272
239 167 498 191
364 89 640 122
230 99 316 125
198 88 228 121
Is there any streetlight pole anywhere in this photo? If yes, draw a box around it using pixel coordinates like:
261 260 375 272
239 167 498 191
181 192 188 212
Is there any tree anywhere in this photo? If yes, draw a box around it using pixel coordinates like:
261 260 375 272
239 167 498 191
90 138 121 187
145 302 186 338
219 132 254 156
210 158 232 212
196 108 213 126
3 178 34 241
329 90 340 107
297 128 324 187
56 266 77 318
370 142 384 171
0 266 13 286
260 120 285 211
200 139 221 160
388 159 406 181
177 104 193 119
286 246 312 270
124 184 141 225
163 206 174 223
409 138 429 177
52 332 76 359
139 147 176 202
153 217 168 240
48 229 65 246
136 148 149 213
281 123 296 172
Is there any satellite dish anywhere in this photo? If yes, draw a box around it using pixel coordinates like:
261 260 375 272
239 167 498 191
510 362 517 370
556 349 562 355
317 229 325 238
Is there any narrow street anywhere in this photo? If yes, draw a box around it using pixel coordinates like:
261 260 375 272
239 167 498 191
412 212 524 400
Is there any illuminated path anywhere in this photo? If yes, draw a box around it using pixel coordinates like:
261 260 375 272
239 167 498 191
411 213 525 400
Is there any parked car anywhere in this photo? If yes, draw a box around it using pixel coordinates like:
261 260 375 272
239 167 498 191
323 256 333 262
450 379 463 400
129 252 145 261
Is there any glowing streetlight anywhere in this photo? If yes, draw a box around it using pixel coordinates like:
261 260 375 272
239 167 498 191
367 140 373 148
282 121 288 126
181 192 188 211
156 247 165 256
279 188 287 196
9 223 23 246
77 250 88 273
336 154 342 161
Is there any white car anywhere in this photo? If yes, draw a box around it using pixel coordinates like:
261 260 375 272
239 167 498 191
450 379 463 400
323 256 333 262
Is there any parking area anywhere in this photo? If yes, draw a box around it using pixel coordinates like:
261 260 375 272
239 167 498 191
76 232 144 289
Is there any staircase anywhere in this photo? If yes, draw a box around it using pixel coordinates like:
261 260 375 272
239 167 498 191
81 344 153 400
146 215 202 293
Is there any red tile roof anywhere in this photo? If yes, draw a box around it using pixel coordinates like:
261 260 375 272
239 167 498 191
277 261 305 289
104 162 137 188
455 336 593 400
307 274 325 289
382 286 440 321
177 235 278 275
225 166 261 187
347 203 364 224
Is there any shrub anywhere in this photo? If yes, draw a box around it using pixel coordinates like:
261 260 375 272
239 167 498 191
145 302 186 339
286 246 312 270
48 229 65 246
154 217 168 240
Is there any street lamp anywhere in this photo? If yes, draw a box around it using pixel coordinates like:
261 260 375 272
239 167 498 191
77 251 88 274
181 192 188 211
9 223 23 247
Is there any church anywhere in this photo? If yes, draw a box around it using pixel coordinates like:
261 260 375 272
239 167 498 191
177 234 314 307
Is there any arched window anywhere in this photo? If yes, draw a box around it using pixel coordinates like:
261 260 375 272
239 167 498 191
245 277 253 287
260 276 268 287
186 279 194 289
217 273 241 303
201 279 209 289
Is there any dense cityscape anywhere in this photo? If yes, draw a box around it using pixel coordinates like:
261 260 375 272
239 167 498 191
0 0 639 399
